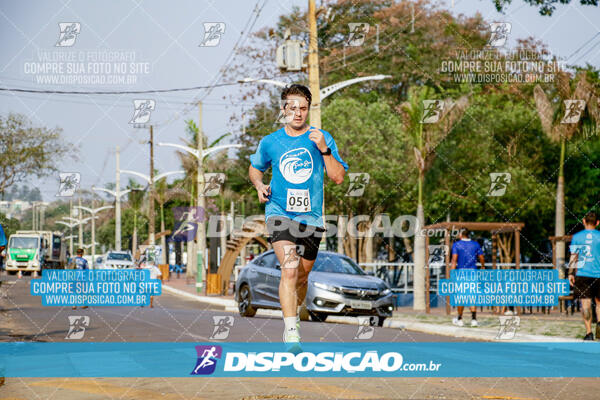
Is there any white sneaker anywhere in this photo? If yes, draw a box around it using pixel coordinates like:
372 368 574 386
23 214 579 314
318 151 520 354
283 327 301 343
471 319 478 327
296 314 300 331
504 310 514 316
452 317 464 327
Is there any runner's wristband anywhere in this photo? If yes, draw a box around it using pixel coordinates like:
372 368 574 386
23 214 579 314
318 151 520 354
320 147 331 155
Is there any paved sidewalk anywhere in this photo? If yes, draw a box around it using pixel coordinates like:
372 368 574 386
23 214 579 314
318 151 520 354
161 277 580 342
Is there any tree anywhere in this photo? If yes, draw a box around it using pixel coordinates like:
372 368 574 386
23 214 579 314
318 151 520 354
396 86 469 311
321 97 411 262
533 71 595 273
0 113 72 194
491 0 598 16
126 179 145 255
152 176 189 263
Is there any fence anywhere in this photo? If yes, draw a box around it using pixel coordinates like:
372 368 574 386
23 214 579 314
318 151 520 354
359 262 555 293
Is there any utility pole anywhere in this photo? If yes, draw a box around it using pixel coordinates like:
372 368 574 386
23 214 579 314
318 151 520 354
40 204 45 230
308 0 327 241
78 194 83 249
308 0 322 129
197 102 206 294
91 198 96 262
149 126 156 245
115 146 122 250
69 199 73 255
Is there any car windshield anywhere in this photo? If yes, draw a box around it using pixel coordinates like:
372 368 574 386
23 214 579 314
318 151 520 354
107 252 132 261
9 237 38 249
312 254 365 275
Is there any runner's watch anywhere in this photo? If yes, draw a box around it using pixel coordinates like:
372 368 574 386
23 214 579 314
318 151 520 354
320 147 332 156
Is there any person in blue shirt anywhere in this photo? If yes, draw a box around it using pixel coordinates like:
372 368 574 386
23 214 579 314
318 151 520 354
249 84 348 344
72 248 88 310
450 229 484 327
0 223 7 270
568 211 600 340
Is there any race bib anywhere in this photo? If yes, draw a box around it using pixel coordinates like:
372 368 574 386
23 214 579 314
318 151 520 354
286 189 311 212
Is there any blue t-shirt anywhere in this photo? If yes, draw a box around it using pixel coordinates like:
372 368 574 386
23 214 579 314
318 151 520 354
0 224 6 247
250 126 348 227
570 229 600 278
74 256 89 270
451 239 483 269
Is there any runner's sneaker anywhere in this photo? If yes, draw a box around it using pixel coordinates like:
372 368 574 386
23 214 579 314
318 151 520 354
471 319 478 327
595 323 600 340
583 332 594 341
283 327 301 343
296 314 301 331
452 317 464 327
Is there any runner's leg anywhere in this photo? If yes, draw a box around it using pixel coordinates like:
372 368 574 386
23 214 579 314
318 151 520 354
296 257 316 308
273 240 300 318
581 298 593 334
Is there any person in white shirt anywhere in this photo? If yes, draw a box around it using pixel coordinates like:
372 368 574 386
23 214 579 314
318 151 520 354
149 264 162 308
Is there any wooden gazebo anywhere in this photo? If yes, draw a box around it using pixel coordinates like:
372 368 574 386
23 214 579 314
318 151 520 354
422 221 525 314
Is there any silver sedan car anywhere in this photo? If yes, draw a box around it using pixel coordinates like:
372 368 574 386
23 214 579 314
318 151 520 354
235 250 394 326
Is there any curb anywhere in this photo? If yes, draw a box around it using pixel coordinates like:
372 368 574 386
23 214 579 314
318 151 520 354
163 284 579 342
162 284 236 309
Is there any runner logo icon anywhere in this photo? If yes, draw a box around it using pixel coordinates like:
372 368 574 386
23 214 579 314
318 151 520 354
191 345 222 375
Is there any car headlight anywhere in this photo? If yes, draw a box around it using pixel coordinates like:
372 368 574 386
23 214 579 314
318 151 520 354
313 281 342 294
381 288 391 295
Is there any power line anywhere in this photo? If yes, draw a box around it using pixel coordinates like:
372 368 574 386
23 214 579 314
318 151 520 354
0 81 242 95
566 31 600 61
155 0 268 128
573 37 600 65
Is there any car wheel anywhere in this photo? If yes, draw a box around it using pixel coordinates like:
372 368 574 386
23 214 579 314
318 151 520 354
238 284 257 317
309 311 328 322
369 316 385 327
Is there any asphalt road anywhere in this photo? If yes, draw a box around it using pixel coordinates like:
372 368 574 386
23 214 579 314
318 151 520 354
1 274 599 400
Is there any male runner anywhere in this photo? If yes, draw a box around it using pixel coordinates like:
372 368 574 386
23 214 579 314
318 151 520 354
450 229 484 327
568 211 600 341
249 84 348 343
72 248 89 310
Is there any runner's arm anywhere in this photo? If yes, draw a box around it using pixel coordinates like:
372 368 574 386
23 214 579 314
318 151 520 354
567 253 578 285
248 165 271 203
322 154 345 184
478 254 485 269
451 253 458 270
308 128 346 184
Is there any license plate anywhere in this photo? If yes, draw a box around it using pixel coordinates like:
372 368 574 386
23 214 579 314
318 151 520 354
350 300 372 310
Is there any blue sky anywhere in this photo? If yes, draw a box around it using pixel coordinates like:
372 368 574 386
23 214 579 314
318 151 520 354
0 0 598 201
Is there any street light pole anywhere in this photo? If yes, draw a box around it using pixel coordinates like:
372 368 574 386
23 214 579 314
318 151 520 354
149 126 156 245
92 185 133 251
197 101 206 293
157 137 241 294
119 168 184 259
78 194 83 249
74 205 114 267
57 220 78 256
115 146 122 250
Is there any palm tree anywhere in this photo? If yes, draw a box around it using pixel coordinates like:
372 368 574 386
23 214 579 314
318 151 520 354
175 120 232 280
533 71 594 274
126 179 144 257
397 86 469 311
